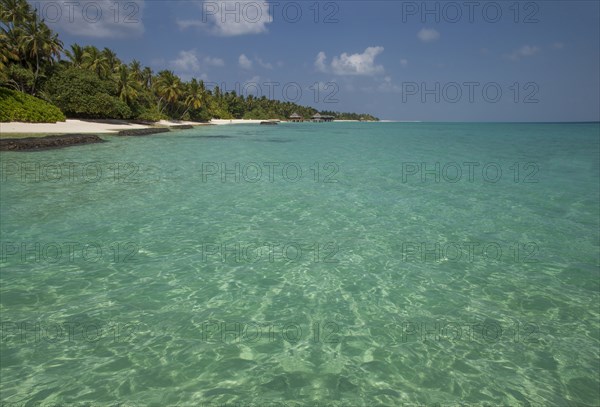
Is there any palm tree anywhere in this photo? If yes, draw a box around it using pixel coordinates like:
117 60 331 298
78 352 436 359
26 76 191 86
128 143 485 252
141 66 153 89
246 94 255 110
129 59 143 83
0 0 30 26
64 43 85 67
102 47 120 73
154 70 182 114
43 28 62 63
182 78 206 118
213 85 222 100
0 26 19 73
0 0 62 93
19 14 62 92
83 46 109 78
116 64 138 105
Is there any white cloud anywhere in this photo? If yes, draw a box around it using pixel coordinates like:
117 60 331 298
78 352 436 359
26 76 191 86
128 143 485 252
171 50 224 73
45 0 144 38
172 50 200 71
315 52 328 72
177 0 272 36
331 47 385 76
237 54 275 70
256 57 273 70
239 54 253 69
400 59 408 67
315 47 385 76
204 56 225 67
417 28 440 42
506 45 540 60
553 42 565 49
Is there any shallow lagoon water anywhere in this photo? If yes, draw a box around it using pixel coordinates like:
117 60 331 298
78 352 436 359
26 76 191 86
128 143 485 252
1 122 598 405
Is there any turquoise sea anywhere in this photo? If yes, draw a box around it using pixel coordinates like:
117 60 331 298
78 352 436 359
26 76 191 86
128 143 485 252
0 122 599 406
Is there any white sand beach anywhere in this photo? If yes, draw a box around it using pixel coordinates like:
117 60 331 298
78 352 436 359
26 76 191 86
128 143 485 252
0 119 285 135
209 119 272 125
0 118 372 136
0 119 151 135
0 119 213 135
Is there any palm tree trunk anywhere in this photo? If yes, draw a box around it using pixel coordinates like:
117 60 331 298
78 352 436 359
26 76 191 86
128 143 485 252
32 52 39 94
180 106 191 119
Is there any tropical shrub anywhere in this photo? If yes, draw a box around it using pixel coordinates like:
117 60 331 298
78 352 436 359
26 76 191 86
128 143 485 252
135 106 164 122
44 68 132 119
0 87 65 122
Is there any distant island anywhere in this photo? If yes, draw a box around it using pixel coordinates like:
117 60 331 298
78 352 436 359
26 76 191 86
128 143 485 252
0 0 378 127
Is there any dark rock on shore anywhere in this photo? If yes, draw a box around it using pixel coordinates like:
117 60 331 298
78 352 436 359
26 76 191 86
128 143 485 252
117 127 171 136
170 125 194 130
0 134 105 151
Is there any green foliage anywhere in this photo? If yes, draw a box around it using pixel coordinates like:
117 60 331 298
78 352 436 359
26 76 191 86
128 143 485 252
189 108 211 122
135 106 164 122
320 110 379 121
0 0 63 94
44 67 131 119
2 64 35 93
208 98 233 119
0 87 65 122
243 110 263 120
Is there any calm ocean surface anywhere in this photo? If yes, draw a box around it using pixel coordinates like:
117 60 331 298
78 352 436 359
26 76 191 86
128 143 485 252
1 122 599 406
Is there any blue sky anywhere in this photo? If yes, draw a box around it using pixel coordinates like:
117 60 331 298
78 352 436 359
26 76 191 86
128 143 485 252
37 0 600 121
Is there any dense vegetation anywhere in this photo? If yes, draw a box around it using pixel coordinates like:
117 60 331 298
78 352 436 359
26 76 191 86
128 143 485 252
320 111 379 121
44 68 132 119
0 87 65 122
0 0 378 122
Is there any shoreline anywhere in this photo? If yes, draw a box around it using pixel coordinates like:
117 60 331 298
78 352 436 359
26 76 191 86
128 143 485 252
0 119 384 149
0 119 213 137
0 119 203 151
0 118 378 136
0 118 277 135
210 119 268 125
